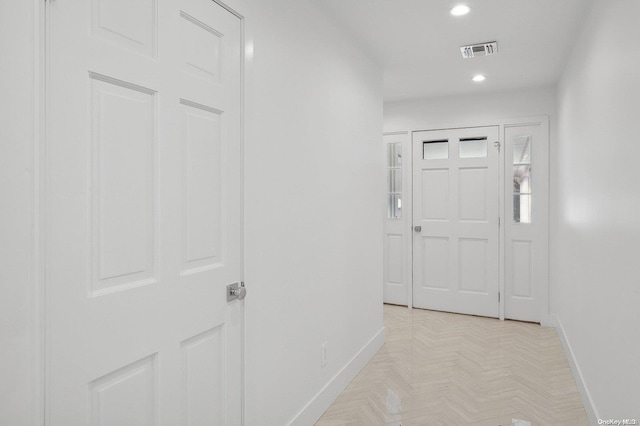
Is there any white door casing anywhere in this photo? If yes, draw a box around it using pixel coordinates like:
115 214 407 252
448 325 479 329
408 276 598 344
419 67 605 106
412 126 500 318
46 0 243 424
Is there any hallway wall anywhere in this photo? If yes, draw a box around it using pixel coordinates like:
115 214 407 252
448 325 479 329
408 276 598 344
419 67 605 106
243 0 384 424
384 86 556 132
0 1 39 425
553 0 640 418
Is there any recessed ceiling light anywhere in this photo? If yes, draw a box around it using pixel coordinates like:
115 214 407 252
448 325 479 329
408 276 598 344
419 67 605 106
472 74 486 82
450 4 471 16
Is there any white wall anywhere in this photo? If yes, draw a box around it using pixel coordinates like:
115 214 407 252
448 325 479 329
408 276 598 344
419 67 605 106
0 1 39 425
243 1 384 424
384 86 556 132
553 0 640 418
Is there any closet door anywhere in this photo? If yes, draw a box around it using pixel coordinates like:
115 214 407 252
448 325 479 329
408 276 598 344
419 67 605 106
47 0 243 423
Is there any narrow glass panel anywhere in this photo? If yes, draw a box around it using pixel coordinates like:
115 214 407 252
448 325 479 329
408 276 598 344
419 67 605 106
459 138 487 158
387 142 402 219
388 143 402 167
387 168 402 193
423 140 448 160
513 136 531 163
388 194 402 219
513 165 531 194
512 135 532 223
513 194 531 223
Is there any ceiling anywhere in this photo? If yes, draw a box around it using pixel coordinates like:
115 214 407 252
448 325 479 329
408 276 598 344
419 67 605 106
317 0 594 102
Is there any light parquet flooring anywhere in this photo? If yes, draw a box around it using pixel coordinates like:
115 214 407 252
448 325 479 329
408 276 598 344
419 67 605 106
316 305 588 426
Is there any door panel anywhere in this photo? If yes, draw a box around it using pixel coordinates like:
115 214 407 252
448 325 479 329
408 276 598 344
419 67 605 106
421 169 448 220
504 123 548 322
90 74 157 296
458 238 488 293
47 0 242 424
383 134 410 306
459 167 487 221
412 127 499 318
421 237 448 290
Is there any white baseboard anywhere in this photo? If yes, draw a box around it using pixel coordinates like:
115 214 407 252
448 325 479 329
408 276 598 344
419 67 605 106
550 314 599 425
287 327 385 426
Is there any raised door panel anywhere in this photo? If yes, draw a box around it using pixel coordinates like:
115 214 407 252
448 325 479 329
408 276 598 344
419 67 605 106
459 167 487 222
89 355 158 426
458 238 488 294
386 234 403 284
421 237 449 291
421 169 448 220
512 240 533 298
180 101 224 274
180 12 223 84
92 0 157 57
90 74 158 296
181 327 225 425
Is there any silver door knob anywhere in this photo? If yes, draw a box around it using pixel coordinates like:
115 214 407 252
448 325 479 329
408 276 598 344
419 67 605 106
414 226 422 232
227 282 247 301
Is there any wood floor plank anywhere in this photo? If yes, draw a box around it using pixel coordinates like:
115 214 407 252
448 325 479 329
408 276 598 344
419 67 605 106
316 305 589 426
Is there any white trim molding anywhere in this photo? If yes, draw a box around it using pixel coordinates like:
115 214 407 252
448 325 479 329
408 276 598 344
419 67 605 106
550 314 599 425
287 328 385 426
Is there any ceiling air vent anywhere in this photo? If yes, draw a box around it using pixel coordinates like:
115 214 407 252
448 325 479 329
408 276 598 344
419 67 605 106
460 41 498 59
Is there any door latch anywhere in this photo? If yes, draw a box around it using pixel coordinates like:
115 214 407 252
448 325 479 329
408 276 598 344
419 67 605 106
227 282 247 301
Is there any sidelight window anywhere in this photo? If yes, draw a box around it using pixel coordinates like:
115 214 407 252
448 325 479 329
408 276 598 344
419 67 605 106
387 142 402 219
513 136 532 223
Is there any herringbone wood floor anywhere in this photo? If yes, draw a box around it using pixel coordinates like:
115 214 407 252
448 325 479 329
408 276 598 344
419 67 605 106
316 305 588 426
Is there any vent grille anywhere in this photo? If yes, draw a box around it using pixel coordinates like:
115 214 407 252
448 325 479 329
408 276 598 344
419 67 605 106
460 41 498 58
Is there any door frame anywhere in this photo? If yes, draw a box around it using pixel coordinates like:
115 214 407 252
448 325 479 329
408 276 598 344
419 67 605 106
30 0 252 423
392 116 550 324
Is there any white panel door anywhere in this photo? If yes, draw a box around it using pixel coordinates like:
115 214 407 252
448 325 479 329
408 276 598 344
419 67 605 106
47 0 243 424
383 133 410 306
412 127 500 318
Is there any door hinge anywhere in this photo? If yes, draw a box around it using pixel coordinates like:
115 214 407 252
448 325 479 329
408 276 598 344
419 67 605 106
493 141 501 152
498 292 501 302
498 217 501 227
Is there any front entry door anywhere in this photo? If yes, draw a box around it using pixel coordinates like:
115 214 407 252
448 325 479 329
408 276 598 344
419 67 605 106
47 0 243 424
412 127 500 318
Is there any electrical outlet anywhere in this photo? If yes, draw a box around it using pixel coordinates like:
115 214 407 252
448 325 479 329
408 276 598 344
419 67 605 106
321 342 328 367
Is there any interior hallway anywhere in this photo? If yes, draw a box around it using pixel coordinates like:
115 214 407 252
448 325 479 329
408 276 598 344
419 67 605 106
317 305 588 425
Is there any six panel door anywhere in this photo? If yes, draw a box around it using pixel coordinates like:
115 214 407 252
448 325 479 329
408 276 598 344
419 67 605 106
46 0 243 424
412 127 500 318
